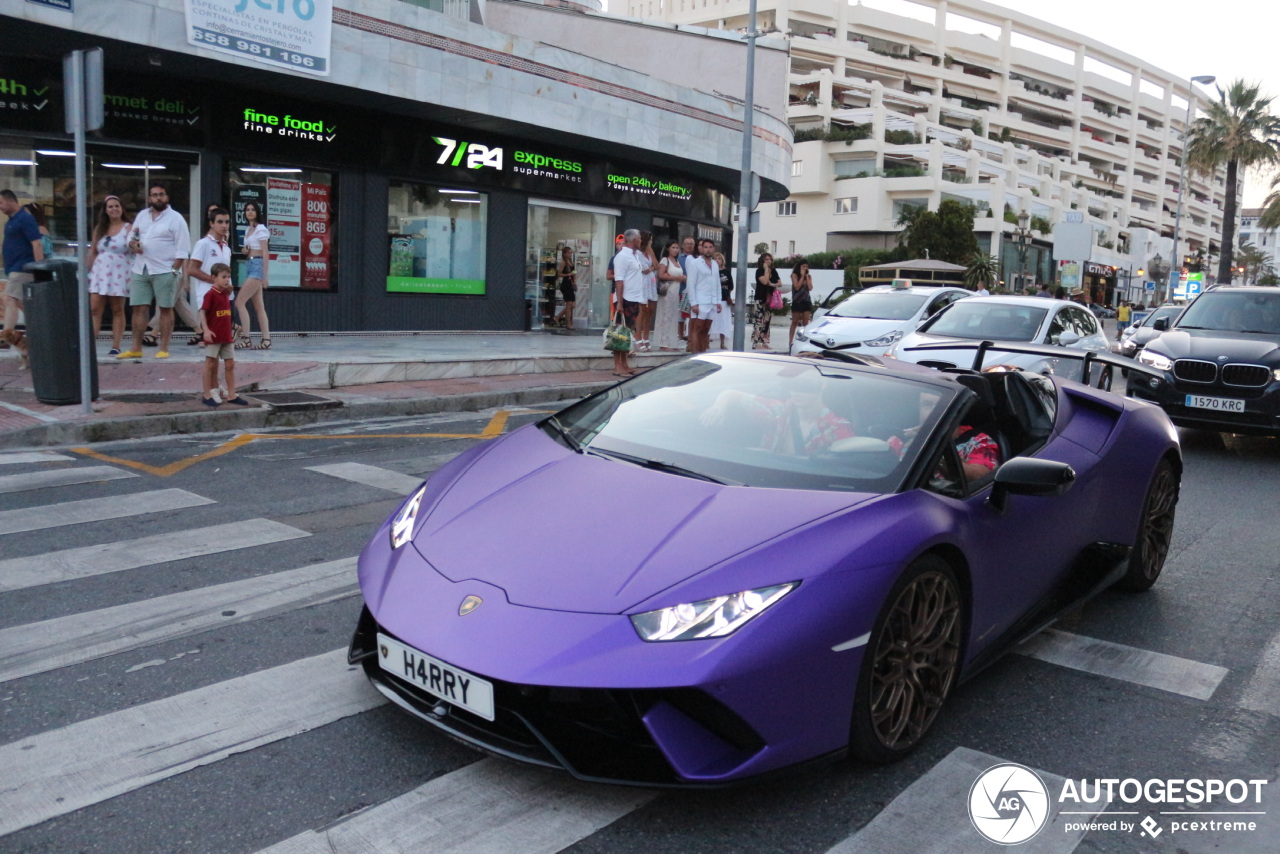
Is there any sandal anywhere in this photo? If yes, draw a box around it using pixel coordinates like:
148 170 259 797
141 333 158 347
256 338 272 350
235 334 253 350
186 334 201 346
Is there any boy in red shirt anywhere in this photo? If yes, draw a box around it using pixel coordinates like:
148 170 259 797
199 263 251 407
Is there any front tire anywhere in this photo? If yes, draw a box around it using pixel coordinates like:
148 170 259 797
1116 459 1179 592
850 555 963 763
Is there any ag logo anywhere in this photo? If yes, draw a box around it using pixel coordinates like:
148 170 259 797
434 136 503 171
458 595 483 616
968 762 1050 845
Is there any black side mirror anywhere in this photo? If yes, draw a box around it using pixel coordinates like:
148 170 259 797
987 457 1076 513
1152 317 1169 331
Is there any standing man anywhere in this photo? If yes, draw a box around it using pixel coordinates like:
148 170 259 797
686 238 721 354
677 235 697 342
611 229 645 377
1 189 45 336
187 206 233 336
120 184 189 359
1116 301 1130 339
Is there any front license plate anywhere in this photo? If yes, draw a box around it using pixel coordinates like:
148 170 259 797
377 633 495 721
1185 395 1245 413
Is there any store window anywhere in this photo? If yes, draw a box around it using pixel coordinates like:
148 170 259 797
226 161 336 290
526 200 617 329
385 182 487 295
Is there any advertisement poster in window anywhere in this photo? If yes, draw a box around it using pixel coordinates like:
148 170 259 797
300 183 330 289
267 177 302 289
232 184 266 251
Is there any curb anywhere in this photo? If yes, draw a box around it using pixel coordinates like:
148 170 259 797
0 380 613 450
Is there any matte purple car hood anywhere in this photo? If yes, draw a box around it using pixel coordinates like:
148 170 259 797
411 425 876 614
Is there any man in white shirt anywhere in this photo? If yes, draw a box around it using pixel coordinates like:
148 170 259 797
976 284 990 297
187 207 233 336
121 184 190 359
686 238 721 353
611 229 645 376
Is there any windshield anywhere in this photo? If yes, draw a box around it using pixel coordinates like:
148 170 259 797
919 302 1048 341
828 291 928 320
1176 291 1280 334
550 355 955 493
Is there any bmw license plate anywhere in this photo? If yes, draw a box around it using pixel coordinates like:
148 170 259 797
1185 395 1245 413
377 633 495 721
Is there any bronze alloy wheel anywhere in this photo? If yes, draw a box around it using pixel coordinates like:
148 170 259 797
851 556 963 762
1117 459 1178 592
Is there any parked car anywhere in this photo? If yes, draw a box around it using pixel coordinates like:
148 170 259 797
1089 303 1117 319
350 349 1181 786
792 283 971 357
1130 286 1280 435
886 296 1114 388
1116 305 1182 357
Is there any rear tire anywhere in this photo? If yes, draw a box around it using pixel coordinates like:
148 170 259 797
849 555 963 764
1116 459 1179 592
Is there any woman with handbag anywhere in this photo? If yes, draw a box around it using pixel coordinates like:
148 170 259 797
789 258 815 350
752 251 780 350
654 241 685 351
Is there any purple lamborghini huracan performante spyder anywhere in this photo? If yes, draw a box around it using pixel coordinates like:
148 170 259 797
349 350 1181 786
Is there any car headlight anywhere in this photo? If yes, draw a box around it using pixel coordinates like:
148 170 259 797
630 582 797 641
390 484 427 549
864 330 904 348
1138 350 1173 371
1273 368 1280 382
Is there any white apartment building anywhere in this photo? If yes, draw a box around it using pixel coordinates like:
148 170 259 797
1239 209 1279 282
626 0 1234 302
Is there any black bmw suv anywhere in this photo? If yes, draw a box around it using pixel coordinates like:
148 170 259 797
1127 286 1280 435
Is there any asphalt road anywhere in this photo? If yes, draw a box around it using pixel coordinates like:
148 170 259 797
0 402 1277 854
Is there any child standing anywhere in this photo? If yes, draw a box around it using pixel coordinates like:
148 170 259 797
199 263 251 407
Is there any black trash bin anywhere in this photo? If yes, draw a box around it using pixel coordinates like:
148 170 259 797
22 258 99 405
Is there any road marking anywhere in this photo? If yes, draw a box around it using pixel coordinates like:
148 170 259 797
0 451 73 464
305 462 424 495
71 411 514 477
1238 629 1280 716
0 465 136 495
0 488 214 536
1017 629 1228 701
0 557 358 683
0 648 382 837
824 746 1105 854
0 518 310 593
257 757 655 854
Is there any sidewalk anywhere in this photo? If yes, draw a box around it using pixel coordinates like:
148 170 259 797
0 326 790 449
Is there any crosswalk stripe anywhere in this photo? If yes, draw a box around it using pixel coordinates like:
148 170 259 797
0 488 215 536
0 451 74 465
0 518 311 593
257 757 656 854
1237 629 1280 716
0 558 358 684
305 462 423 495
1017 629 1228 700
824 746 1103 853
0 648 383 836
0 465 136 495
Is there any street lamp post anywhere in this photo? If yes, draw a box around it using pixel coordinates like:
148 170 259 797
1013 210 1032 293
731 0 760 352
1167 74 1216 305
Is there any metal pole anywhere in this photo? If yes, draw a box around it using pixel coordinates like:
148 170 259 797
732 0 758 352
68 53 93 414
1168 76 1213 303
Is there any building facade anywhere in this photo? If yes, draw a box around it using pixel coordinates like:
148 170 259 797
0 0 791 332
1239 208 1279 284
628 0 1234 304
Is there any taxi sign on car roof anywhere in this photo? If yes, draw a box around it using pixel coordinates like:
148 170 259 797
891 278 912 289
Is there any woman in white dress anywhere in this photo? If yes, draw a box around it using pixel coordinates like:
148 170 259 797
236 201 272 349
653 241 685 351
86 196 133 356
711 252 735 349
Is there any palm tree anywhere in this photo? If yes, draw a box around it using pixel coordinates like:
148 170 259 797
1235 241 1268 283
1259 175 1280 231
963 253 999 291
1185 80 1280 284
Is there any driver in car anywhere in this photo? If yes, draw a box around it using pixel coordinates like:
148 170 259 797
903 392 1000 482
699 375 856 456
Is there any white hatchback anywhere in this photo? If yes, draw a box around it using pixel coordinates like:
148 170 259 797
885 295 1115 388
791 284 971 358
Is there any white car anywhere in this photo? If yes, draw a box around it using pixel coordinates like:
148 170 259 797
791 284 971 358
885 295 1115 388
